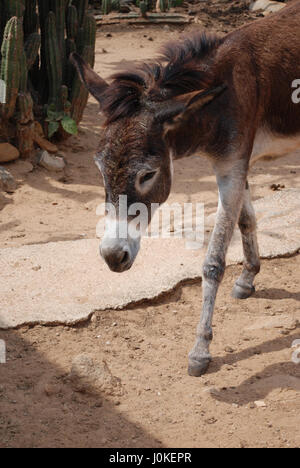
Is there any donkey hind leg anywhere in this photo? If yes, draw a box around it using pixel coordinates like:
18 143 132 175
232 182 261 299
188 161 247 377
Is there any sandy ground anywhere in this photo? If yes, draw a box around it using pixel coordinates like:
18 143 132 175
0 7 300 448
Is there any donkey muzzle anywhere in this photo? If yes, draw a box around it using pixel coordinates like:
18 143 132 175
100 236 140 273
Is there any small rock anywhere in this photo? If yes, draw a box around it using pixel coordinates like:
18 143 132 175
119 4 131 13
69 353 122 396
0 166 17 193
286 320 298 331
0 143 20 163
148 37 154 41
38 150 65 172
250 0 286 15
205 417 218 425
225 346 235 353
254 400 267 408
270 183 285 191
44 383 61 396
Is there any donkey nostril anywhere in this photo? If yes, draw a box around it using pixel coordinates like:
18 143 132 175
120 250 129 265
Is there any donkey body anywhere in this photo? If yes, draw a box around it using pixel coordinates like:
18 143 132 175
72 1 300 376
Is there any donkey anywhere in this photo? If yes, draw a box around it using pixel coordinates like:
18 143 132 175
71 1 300 377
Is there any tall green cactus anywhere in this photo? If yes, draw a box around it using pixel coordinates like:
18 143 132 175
24 0 38 38
66 5 78 41
159 0 169 12
45 11 63 105
3 0 25 20
24 32 41 70
140 1 148 18
71 45 94 124
0 17 23 119
72 0 89 27
102 0 112 15
0 0 97 155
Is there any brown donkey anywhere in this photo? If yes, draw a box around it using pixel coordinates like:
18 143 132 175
71 1 300 377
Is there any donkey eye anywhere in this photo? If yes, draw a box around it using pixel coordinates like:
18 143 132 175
140 171 157 185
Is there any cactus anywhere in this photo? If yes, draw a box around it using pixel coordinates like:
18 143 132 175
102 0 112 15
72 0 89 27
66 5 78 41
24 32 41 70
82 14 96 58
70 45 94 124
19 50 28 92
0 0 97 156
159 0 169 12
24 0 38 38
111 0 120 11
45 11 63 106
140 1 148 17
52 0 67 79
17 91 34 124
66 38 77 88
0 17 22 119
169 0 183 6
4 0 25 20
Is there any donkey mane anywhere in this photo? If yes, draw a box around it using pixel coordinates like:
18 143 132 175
101 32 224 125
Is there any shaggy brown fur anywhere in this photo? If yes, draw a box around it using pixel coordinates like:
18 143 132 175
71 1 300 377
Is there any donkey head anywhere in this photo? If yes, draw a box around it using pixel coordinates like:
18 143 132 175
71 49 225 272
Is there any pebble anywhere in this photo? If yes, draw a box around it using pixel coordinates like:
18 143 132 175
38 150 65 172
0 166 17 193
0 143 20 163
44 383 61 396
254 400 267 408
225 346 235 353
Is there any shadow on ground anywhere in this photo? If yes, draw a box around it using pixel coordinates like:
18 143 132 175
0 330 162 448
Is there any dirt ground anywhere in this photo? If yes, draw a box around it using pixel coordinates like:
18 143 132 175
1 3 300 448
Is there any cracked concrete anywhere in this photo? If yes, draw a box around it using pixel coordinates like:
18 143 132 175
1 189 300 329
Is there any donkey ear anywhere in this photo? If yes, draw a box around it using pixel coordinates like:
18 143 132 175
70 53 108 105
161 84 227 134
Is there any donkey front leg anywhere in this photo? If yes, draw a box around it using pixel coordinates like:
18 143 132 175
232 181 261 299
188 160 248 377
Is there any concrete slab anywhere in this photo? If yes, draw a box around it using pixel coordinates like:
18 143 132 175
1 189 300 329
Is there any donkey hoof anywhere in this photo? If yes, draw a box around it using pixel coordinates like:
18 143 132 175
232 283 255 300
188 357 211 377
